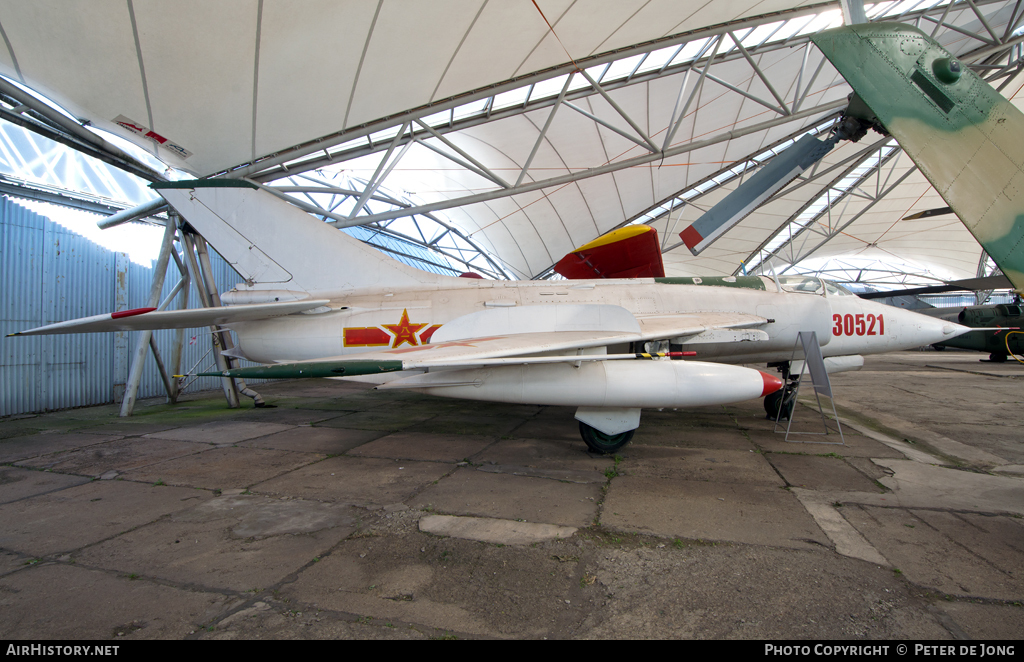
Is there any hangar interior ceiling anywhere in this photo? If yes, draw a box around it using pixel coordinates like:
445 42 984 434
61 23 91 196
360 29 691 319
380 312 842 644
1 0 1023 291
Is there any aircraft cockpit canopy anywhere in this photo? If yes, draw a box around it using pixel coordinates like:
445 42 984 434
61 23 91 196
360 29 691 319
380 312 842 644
775 276 855 297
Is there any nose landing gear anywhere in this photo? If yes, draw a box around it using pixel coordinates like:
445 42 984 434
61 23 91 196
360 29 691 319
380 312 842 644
764 361 798 421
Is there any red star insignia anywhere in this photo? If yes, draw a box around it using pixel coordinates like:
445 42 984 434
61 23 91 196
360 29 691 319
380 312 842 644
382 309 428 348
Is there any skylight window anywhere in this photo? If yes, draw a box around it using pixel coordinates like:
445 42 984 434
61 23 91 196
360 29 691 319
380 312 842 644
633 45 681 76
529 74 570 102
491 85 532 111
601 54 646 83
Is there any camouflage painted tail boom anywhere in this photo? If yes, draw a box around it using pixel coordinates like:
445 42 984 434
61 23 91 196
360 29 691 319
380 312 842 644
812 23 1024 291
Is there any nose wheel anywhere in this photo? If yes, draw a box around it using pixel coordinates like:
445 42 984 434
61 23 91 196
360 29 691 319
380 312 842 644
764 361 799 421
579 422 635 454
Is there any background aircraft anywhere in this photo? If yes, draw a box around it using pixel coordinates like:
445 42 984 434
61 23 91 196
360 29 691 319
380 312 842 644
811 22 1024 293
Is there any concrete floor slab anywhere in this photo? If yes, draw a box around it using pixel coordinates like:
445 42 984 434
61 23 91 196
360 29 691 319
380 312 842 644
0 480 208 556
15 437 203 477
348 431 494 463
511 417 582 443
620 447 784 486
0 352 1020 639
831 356 1024 466
0 550 25 577
314 410 437 432
76 495 356 592
76 422 183 436
576 543 949 639
230 407 354 426
0 466 91 504
410 467 600 528
412 413 526 437
239 426 381 455
0 418 54 440
0 432 123 464
602 476 829 550
420 514 577 545
476 463 607 484
930 602 1024 640
750 425 905 459
121 446 325 491
631 425 754 450
838 504 1024 600
869 459 1024 515
0 563 238 639
279 535 493 636
473 437 612 471
767 453 885 492
252 455 453 507
144 421 295 445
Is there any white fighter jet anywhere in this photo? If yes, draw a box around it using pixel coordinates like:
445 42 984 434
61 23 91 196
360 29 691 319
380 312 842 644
9 180 968 453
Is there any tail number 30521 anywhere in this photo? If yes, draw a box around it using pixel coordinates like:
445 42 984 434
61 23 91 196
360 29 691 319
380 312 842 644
833 313 884 336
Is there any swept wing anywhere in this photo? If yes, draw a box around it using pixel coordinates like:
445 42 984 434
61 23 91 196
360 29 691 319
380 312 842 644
7 300 331 336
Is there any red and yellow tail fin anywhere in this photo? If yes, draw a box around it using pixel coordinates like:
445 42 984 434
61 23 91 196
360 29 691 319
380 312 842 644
554 225 665 279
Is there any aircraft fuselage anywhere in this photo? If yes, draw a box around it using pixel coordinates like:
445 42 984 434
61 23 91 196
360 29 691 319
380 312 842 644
225 276 962 367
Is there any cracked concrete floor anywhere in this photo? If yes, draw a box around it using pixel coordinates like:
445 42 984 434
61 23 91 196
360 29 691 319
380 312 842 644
0 350 1021 639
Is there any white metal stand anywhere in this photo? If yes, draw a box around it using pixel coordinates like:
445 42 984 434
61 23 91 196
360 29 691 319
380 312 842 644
774 331 845 444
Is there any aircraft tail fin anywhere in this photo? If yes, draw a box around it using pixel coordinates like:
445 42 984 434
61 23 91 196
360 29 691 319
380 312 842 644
812 23 1024 291
154 181 445 294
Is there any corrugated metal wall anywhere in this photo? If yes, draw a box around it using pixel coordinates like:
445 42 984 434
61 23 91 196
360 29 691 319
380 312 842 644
1 196 261 417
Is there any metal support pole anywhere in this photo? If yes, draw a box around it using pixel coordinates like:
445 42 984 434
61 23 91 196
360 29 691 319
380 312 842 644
168 227 190 403
149 335 175 399
118 217 177 416
180 231 240 408
194 235 268 408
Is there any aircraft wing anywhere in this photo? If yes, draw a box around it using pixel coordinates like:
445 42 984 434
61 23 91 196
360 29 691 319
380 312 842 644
636 312 767 338
6 300 331 336
203 306 771 380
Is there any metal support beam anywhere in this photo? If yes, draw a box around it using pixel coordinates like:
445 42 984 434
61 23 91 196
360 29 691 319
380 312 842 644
577 69 658 153
118 217 177 416
193 234 243 408
179 231 239 408
346 122 412 219
97 198 168 230
0 76 164 183
840 0 868 25
747 155 916 275
729 31 791 115
320 98 848 229
413 118 511 188
168 215 189 402
517 74 574 187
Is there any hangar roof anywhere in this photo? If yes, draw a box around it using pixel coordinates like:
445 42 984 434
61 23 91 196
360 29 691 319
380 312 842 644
0 0 1020 285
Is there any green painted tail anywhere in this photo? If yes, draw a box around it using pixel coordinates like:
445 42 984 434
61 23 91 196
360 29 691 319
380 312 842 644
812 23 1024 290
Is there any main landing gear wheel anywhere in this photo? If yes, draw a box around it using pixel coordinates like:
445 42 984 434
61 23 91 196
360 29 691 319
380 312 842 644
579 422 635 454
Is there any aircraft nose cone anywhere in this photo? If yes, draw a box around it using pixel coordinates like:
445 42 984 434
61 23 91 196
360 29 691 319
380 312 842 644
759 371 784 397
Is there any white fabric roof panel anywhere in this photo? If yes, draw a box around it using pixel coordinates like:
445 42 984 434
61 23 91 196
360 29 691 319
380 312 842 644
0 0 835 177
0 0 1019 284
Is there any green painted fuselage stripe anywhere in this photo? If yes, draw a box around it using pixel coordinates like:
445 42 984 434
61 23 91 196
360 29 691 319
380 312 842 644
655 276 766 289
199 360 405 379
